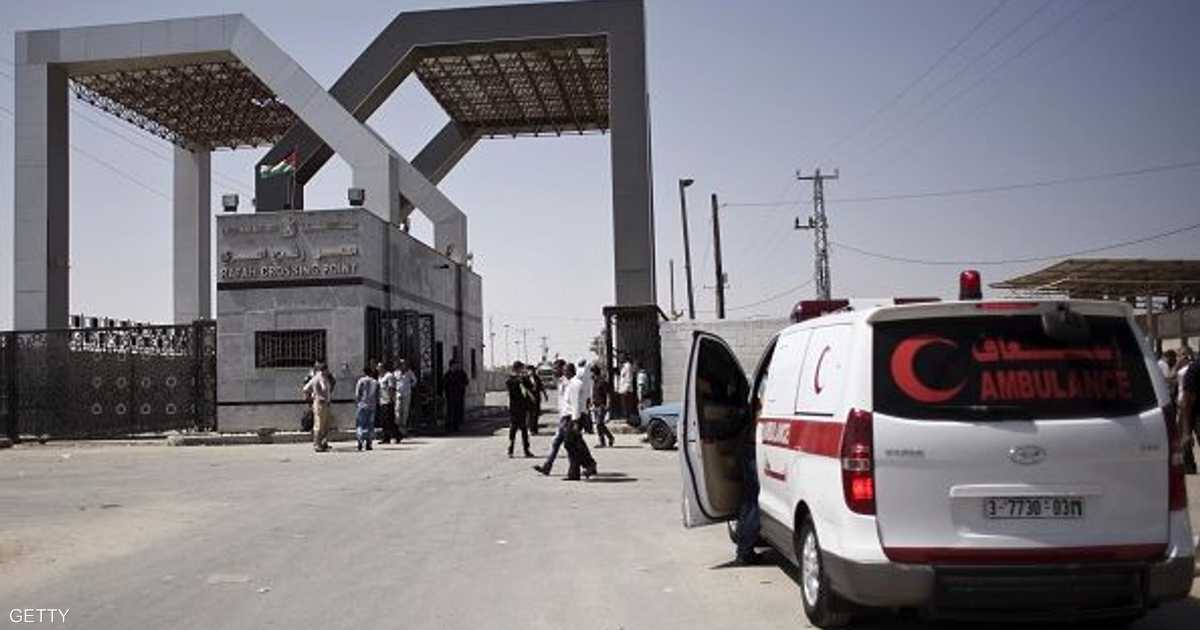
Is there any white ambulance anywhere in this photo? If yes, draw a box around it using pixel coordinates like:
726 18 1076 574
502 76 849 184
679 297 1194 626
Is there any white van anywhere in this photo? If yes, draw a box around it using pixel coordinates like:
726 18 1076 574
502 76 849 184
680 299 1194 626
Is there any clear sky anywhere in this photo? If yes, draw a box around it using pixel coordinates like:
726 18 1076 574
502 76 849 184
1 0 1198 363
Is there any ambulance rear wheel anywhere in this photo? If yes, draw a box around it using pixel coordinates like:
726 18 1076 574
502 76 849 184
797 514 850 628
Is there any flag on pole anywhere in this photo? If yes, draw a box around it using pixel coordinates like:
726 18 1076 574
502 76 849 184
258 149 298 179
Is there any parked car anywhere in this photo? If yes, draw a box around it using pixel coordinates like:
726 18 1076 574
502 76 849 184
638 402 679 450
680 298 1194 627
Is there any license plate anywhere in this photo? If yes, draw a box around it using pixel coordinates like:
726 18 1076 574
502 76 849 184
983 496 1084 519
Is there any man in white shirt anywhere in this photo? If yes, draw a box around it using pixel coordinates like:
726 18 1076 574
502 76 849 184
577 359 594 433
561 364 597 480
617 357 635 421
377 361 399 444
393 360 417 440
533 360 574 477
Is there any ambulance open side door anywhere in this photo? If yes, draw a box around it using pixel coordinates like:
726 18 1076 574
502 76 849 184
679 331 752 528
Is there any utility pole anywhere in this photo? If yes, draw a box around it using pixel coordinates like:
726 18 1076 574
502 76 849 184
678 178 697 319
503 324 511 366
669 258 682 319
711 193 726 319
488 316 496 368
521 328 532 364
795 168 839 300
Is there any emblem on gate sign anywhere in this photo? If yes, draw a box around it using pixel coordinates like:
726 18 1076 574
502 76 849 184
1009 445 1046 465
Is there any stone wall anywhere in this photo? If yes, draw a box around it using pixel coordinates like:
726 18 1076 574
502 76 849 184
216 208 483 432
659 318 790 404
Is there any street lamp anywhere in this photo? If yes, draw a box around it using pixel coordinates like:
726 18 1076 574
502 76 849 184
678 178 697 320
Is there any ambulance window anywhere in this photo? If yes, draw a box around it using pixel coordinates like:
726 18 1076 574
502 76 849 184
872 315 1156 420
751 338 777 417
794 325 852 417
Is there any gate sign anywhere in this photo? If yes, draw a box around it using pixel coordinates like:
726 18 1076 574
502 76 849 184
218 211 364 283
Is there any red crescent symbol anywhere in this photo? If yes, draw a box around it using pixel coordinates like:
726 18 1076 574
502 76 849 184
813 346 831 394
890 335 965 403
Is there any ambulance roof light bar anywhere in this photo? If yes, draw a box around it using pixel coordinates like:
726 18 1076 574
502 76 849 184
959 269 982 301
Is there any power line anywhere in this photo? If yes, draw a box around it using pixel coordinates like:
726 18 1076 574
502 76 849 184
0 103 169 199
727 278 814 312
0 69 254 196
871 0 1095 171
832 221 1200 267
850 0 1055 163
821 0 1010 161
719 158 1200 208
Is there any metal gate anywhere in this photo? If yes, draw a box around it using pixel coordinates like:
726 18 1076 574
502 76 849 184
603 305 667 416
0 321 217 440
366 308 439 429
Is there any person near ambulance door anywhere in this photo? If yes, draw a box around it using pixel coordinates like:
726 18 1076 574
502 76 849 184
636 365 650 411
617 356 635 420
376 361 400 444
354 365 380 451
393 360 417 440
591 364 615 448
443 359 470 433
533 360 571 476
505 361 536 458
1179 349 1198 474
526 367 546 435
302 362 334 453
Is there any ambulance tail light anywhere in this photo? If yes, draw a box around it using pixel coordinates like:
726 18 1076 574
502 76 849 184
959 269 982 300
841 409 876 515
1163 403 1188 511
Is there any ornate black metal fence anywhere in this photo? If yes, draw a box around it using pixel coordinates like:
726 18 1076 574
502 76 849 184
0 321 217 440
365 308 440 429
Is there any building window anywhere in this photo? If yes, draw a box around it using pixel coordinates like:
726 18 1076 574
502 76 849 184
255 330 326 368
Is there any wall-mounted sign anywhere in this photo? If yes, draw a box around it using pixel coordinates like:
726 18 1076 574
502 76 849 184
218 214 363 283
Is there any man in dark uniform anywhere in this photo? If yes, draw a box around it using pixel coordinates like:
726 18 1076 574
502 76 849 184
1180 349 1198 474
443 359 469 433
526 366 546 435
505 361 535 458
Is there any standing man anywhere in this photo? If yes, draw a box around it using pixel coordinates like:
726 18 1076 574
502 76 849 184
354 365 380 451
505 362 535 458
591 364 615 448
533 360 570 476
1178 349 1197 474
617 355 635 422
577 359 595 434
562 363 598 480
443 358 470 433
302 362 333 453
393 360 417 441
377 361 399 444
526 365 546 435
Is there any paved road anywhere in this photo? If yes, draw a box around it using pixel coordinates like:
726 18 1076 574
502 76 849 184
1 413 1197 630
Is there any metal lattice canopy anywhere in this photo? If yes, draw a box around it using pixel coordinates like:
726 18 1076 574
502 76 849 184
414 37 610 137
69 55 298 151
991 258 1200 299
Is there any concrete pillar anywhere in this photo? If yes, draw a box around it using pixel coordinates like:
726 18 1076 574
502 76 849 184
13 62 69 329
173 147 212 323
608 10 655 306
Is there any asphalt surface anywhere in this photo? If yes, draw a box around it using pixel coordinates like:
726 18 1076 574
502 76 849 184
1 410 1198 630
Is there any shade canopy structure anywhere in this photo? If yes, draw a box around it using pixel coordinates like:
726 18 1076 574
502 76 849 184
69 54 298 150
991 258 1200 300
415 37 610 137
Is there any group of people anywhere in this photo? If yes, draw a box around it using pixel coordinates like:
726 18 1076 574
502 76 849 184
1160 346 1199 474
300 359 417 452
517 359 618 481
